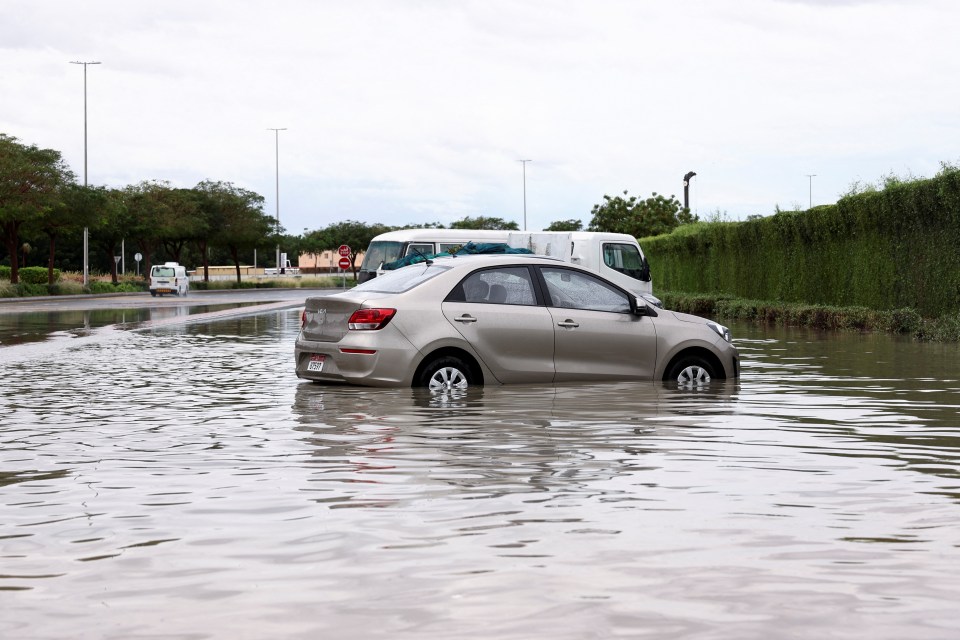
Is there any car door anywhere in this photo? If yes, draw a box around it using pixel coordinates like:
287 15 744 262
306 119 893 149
441 266 556 383
538 266 658 382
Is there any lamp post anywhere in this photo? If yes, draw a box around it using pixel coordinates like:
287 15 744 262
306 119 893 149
806 174 816 209
268 127 287 273
70 60 101 286
683 171 697 212
519 159 532 230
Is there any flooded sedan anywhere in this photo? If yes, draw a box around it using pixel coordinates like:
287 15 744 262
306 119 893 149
296 255 738 388
2 297 960 640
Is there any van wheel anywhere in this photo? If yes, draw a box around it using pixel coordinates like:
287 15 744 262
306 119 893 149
665 356 715 386
150 290 157 297
417 356 473 391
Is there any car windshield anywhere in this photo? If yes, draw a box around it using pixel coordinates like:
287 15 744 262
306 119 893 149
353 263 450 293
360 241 404 271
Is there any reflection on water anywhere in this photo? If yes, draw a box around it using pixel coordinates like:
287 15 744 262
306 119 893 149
2 312 960 639
0 303 263 347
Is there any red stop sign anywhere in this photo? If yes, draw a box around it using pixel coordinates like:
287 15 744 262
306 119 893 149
338 244 351 257
338 257 351 270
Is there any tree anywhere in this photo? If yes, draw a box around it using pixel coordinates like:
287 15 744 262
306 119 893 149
307 220 391 278
588 190 698 238
450 215 519 230
545 218 583 231
124 181 170 277
158 187 201 265
0 134 75 283
41 184 109 284
205 182 271 283
91 188 131 284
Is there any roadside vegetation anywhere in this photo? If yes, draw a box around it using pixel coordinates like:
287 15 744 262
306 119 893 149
647 164 960 341
0 267 348 298
660 291 960 342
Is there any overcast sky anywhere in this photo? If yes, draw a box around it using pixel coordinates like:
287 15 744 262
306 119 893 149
3 0 959 235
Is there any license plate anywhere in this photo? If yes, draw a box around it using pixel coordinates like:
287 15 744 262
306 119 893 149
307 354 326 372
157 288 172 293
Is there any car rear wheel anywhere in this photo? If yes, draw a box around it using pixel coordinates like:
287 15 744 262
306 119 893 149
666 356 715 386
418 356 473 391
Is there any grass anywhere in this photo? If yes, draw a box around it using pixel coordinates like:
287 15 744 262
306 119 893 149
1 271 353 298
660 291 960 342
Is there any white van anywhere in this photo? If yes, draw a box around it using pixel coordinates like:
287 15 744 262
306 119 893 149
149 262 189 297
357 229 657 303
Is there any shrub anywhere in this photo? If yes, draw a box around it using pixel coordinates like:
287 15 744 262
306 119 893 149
47 281 85 296
884 308 922 334
15 282 49 296
0 265 10 280
17 266 60 285
87 281 145 294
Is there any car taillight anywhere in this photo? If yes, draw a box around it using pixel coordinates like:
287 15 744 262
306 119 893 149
348 308 396 330
301 309 307 329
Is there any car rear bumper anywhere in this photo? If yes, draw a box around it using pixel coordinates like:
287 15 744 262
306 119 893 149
294 336 418 387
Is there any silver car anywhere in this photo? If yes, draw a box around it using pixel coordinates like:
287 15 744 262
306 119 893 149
295 254 739 389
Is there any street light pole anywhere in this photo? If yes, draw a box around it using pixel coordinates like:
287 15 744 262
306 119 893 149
519 159 532 230
268 128 287 273
70 60 101 286
806 174 816 209
683 171 697 212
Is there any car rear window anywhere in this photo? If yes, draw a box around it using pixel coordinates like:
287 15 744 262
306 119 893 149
353 263 451 293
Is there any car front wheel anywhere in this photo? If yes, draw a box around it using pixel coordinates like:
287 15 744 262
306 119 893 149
417 356 473 391
666 356 715 386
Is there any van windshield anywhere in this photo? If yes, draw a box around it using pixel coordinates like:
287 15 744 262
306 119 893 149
360 241 404 271
602 243 650 282
153 267 175 277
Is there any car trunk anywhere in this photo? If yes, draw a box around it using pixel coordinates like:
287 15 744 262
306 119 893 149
302 296 365 343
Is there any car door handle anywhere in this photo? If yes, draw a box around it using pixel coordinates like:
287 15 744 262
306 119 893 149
454 315 478 323
557 320 579 328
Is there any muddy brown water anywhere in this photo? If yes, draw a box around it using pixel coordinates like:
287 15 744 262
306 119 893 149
1 300 959 639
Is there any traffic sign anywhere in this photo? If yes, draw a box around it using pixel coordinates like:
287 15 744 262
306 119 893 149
338 257 351 270
338 244 351 257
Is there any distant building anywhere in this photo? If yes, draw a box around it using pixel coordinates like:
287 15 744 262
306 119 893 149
299 250 364 274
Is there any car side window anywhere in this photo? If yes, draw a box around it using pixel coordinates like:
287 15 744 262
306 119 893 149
540 268 631 313
454 268 537 305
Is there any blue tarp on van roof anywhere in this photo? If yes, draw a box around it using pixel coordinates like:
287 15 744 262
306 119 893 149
381 242 533 271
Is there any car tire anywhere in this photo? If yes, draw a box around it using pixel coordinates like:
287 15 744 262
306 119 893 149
417 355 474 391
150 290 157 297
665 356 715 386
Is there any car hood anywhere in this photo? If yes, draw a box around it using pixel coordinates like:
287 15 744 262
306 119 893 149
664 309 711 326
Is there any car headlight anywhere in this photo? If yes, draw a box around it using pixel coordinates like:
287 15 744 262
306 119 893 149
706 320 731 342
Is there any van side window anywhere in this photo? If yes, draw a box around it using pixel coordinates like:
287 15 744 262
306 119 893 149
406 243 434 257
438 243 463 254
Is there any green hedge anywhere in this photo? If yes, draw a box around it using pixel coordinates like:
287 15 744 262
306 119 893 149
7 266 61 285
0 265 10 280
643 167 960 317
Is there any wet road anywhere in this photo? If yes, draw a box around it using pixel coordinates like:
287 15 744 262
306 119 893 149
2 297 960 639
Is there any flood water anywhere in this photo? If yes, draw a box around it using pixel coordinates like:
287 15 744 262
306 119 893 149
2 302 960 639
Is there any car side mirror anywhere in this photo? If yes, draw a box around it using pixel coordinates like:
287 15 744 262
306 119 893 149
632 296 648 316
